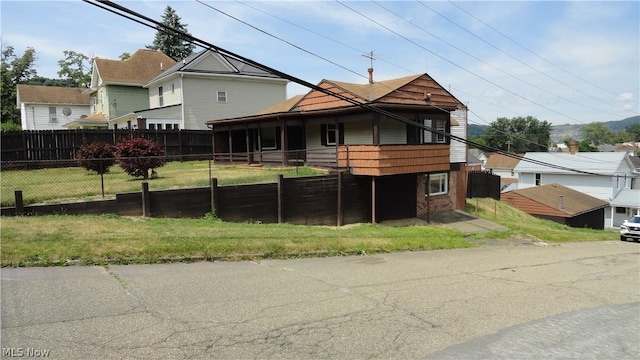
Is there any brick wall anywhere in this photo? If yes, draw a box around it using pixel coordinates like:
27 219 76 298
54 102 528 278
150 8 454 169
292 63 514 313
416 170 460 217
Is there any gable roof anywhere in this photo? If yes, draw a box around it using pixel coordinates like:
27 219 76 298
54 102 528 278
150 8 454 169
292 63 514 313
485 153 522 169
93 49 176 86
294 73 463 112
17 85 89 105
503 183 609 217
146 49 285 86
514 152 631 175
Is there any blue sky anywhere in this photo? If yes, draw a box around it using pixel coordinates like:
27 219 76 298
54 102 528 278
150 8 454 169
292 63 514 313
2 1 639 127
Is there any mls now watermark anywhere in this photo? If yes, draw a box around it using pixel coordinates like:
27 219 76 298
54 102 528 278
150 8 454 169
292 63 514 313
2 348 50 358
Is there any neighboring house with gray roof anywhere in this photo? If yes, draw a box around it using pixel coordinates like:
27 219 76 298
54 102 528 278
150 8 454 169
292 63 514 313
65 49 176 129
110 49 288 130
513 151 639 227
17 85 90 130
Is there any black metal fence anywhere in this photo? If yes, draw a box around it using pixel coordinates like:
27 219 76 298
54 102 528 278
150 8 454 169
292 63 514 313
1 129 213 164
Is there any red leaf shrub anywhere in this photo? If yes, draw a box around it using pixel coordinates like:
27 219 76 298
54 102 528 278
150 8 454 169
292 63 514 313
114 137 166 179
76 141 115 174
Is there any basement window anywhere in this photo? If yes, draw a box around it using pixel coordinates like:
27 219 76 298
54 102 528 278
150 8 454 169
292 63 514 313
427 173 448 196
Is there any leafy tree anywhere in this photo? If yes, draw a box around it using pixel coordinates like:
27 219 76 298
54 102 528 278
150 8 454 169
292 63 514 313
57 50 91 88
26 76 78 87
482 116 551 153
146 6 195 61
581 122 613 146
119 52 131 61
115 137 166 179
76 141 115 174
626 123 640 142
1 44 37 125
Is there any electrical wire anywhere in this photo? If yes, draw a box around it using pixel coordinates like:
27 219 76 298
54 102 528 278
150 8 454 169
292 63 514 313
82 0 619 177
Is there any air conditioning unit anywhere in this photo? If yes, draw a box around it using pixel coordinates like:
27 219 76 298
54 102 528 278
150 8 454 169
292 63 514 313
50 117 58 123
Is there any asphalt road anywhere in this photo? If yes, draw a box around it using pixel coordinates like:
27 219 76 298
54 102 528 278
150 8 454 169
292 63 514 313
1 240 639 359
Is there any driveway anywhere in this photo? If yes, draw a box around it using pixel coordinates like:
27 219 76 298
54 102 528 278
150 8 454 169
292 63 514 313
2 241 639 359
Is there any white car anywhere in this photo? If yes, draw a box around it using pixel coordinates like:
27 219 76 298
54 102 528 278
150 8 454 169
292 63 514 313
620 215 640 241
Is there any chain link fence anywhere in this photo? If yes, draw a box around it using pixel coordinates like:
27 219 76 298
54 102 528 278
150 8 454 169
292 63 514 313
1 151 330 208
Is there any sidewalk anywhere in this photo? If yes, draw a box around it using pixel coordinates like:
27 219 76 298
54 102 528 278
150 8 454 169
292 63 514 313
381 210 508 234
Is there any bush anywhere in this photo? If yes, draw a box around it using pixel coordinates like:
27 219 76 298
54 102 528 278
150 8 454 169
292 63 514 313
115 137 166 179
76 141 115 174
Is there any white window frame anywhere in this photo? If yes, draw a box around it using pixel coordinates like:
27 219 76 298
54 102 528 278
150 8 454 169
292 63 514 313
427 173 448 196
48 107 57 123
435 120 446 143
158 86 164 107
217 91 227 103
326 124 337 146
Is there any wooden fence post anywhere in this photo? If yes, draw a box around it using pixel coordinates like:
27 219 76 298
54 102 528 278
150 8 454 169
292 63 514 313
337 172 343 227
141 182 150 217
277 174 284 223
210 178 218 217
15 190 24 216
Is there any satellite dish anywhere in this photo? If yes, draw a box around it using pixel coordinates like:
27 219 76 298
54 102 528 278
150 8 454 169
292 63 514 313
62 107 72 116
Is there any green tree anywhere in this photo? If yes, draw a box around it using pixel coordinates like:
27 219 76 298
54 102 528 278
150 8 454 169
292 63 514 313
119 52 131 61
146 6 195 61
581 122 613 146
626 123 640 142
57 50 92 88
1 44 37 125
483 116 551 153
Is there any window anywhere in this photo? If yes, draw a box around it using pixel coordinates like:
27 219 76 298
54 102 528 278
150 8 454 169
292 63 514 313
616 207 627 214
217 91 227 103
435 120 446 143
149 123 156 130
422 119 446 143
535 173 541 186
171 83 175 93
326 124 337 146
158 86 164 106
91 96 97 113
48 107 57 123
261 127 277 150
427 173 448 196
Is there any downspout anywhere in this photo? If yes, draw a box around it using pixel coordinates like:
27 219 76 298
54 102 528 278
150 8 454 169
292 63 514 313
180 74 185 129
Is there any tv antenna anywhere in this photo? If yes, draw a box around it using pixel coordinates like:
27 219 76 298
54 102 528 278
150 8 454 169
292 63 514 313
362 51 380 69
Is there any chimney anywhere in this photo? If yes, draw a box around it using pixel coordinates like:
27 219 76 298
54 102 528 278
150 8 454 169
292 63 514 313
569 140 579 155
368 67 373 84
160 62 164 71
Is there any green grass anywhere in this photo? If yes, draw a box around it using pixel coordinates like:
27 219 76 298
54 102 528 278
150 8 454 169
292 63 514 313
0 161 325 207
467 197 619 243
0 215 472 267
0 198 620 267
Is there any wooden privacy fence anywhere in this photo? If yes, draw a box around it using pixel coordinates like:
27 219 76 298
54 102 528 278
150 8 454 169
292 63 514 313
467 170 501 199
1 174 371 226
1 129 213 163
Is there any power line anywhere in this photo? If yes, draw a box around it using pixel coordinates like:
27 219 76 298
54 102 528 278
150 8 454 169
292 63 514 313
81 0 613 177
372 0 625 121
447 0 639 106
335 0 587 125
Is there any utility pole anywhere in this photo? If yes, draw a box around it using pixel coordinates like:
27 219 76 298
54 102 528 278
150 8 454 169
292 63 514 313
506 140 512 153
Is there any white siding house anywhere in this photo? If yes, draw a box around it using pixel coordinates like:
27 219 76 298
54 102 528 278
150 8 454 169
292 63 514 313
514 152 640 227
127 50 288 130
17 85 90 130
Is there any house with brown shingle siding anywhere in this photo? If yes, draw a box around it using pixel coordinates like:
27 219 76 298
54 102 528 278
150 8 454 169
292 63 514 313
501 183 609 229
206 71 469 222
65 49 176 129
17 85 90 130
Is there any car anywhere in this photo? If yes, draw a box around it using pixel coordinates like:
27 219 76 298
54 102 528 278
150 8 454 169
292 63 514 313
620 215 640 241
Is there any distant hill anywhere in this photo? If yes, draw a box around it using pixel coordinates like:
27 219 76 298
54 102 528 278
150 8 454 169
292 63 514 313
468 116 639 143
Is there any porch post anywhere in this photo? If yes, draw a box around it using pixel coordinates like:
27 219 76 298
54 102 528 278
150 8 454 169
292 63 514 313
371 177 376 225
228 130 233 163
245 126 250 164
280 118 287 166
372 114 380 145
